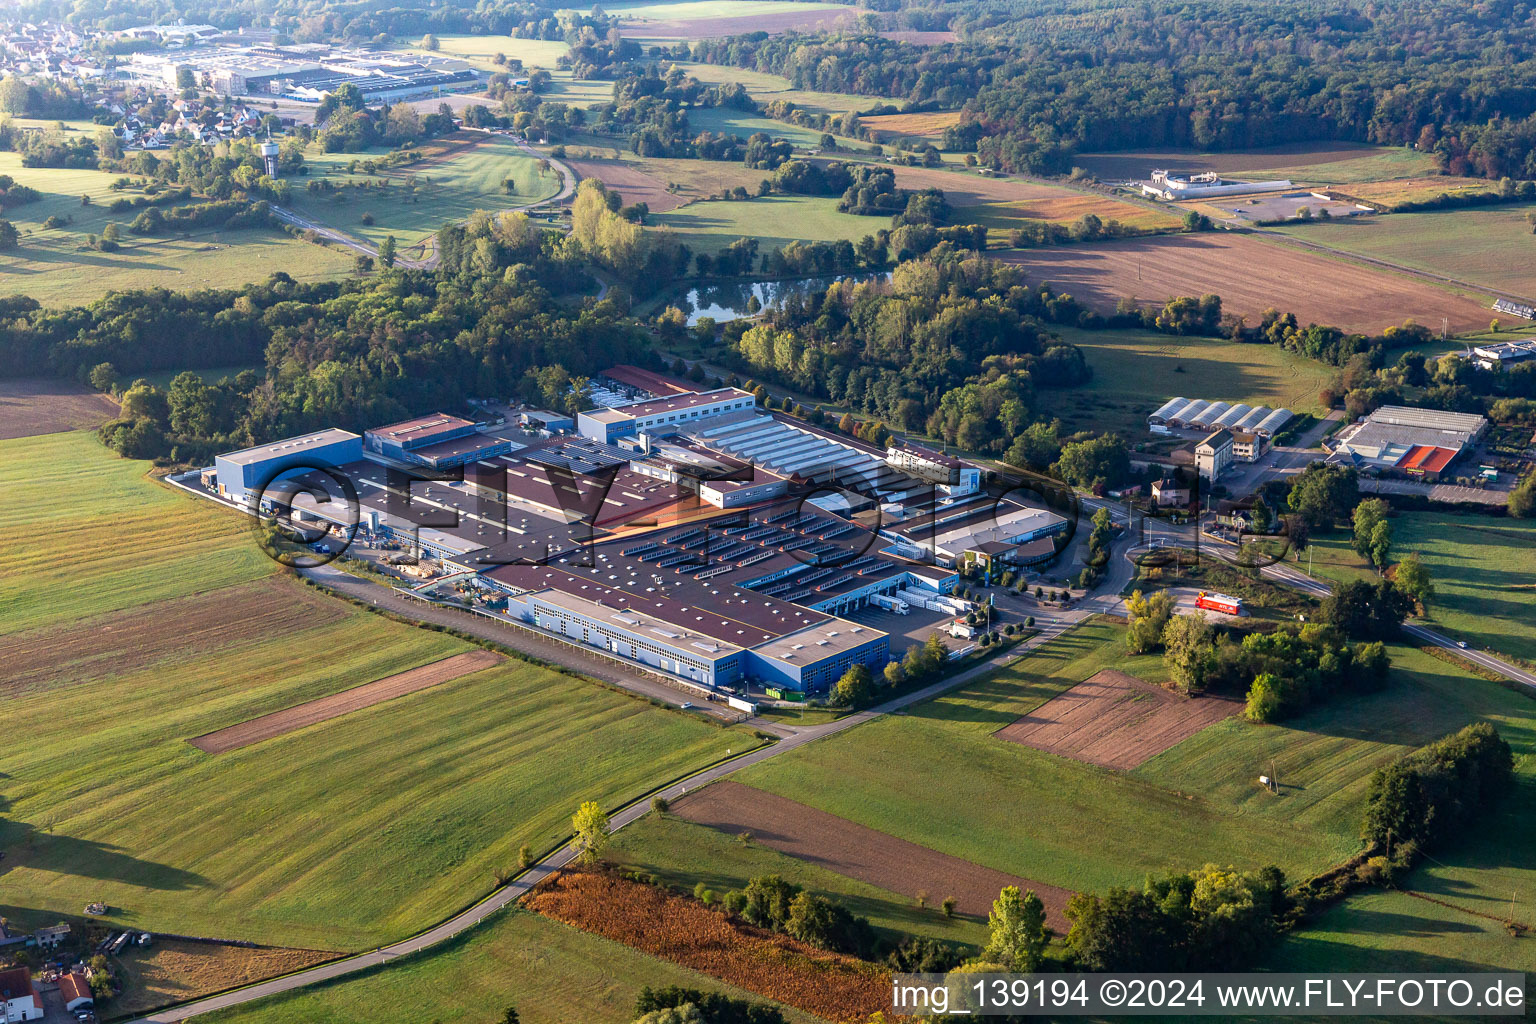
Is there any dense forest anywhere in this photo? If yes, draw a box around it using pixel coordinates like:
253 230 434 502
688 0 1536 177
717 252 1093 453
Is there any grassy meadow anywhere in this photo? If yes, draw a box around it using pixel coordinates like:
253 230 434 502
1273 204 1536 297
0 151 352 305
652 194 880 252
969 194 1184 243
1302 512 1536 663
0 430 751 951
290 135 561 250
730 620 1536 904
609 813 990 949
1048 327 1334 437
199 907 820 1024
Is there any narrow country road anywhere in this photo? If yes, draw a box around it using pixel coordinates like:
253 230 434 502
124 501 1534 1022
271 133 579 271
126 538 1121 1023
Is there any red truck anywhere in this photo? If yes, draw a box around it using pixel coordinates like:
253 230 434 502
1195 591 1242 616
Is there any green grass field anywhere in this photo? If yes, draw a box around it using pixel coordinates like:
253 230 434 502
729 620 1536 904
652 194 880 253
0 431 751 951
1272 205 1536 299
199 907 820 1024
1302 512 1536 663
1049 327 1334 437
0 151 354 305
418 35 573 69
0 431 274 635
677 61 873 117
290 135 560 249
1246 147 1444 184
609 813 989 949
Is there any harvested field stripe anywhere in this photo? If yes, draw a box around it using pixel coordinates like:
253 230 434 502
994 668 1241 770
189 649 503 753
671 780 1075 930
0 578 345 695
0 378 119 439
999 233 1495 336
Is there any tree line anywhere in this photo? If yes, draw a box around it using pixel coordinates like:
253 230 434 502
688 0 1536 179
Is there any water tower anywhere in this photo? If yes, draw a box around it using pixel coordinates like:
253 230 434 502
259 139 281 177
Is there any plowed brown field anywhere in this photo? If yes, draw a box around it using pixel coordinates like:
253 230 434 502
0 579 345 695
567 158 685 212
189 649 503 753
0 378 118 438
1000 233 1493 334
673 781 1073 930
995 668 1240 770
529 868 888 1021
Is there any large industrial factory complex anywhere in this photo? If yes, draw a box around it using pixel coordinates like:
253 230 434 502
194 369 1070 696
1326 405 1489 478
127 42 478 101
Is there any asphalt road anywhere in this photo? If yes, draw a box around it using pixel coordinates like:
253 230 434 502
271 134 577 271
125 564 1120 1024
121 508 1534 1021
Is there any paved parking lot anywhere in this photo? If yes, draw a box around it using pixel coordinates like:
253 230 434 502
842 604 952 648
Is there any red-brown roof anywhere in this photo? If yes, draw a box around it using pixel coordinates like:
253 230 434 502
0 967 34 1001
1399 444 1456 473
603 364 695 396
60 973 92 1004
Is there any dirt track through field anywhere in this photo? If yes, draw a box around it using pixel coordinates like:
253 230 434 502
0 579 346 694
995 668 1240 769
0 378 119 438
1000 233 1494 335
673 780 1073 929
189 649 503 753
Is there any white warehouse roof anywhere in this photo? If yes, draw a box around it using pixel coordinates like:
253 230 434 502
1255 408 1294 435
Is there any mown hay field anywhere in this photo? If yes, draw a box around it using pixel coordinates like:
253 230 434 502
1074 142 1431 182
733 620 1536 905
973 193 1184 240
1338 176 1497 208
0 430 750 951
1272 204 1536 298
290 134 561 249
1046 325 1333 436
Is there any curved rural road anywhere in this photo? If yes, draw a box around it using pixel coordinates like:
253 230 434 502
124 554 1107 1023
272 133 578 271
1130 526 1536 690
124 504 1534 1022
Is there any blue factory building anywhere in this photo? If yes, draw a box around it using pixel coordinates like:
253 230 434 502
213 428 363 507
